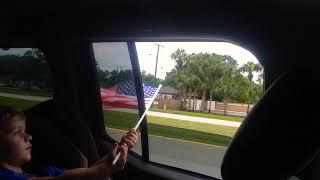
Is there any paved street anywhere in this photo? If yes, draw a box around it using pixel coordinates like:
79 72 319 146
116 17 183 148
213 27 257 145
108 128 225 179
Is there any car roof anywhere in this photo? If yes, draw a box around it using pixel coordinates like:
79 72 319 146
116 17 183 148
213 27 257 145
1 0 319 79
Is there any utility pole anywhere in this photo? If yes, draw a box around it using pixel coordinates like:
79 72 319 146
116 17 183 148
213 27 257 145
154 43 164 86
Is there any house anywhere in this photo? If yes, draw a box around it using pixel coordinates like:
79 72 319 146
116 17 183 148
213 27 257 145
157 86 179 100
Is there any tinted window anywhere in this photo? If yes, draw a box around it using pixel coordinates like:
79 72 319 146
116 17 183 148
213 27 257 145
92 42 142 155
0 48 53 110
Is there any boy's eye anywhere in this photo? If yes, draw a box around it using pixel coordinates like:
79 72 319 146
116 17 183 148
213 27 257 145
14 131 23 135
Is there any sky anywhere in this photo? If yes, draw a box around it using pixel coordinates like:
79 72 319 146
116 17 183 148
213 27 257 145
135 42 260 80
93 42 132 71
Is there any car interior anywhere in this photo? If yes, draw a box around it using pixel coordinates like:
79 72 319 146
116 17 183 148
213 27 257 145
1 1 320 179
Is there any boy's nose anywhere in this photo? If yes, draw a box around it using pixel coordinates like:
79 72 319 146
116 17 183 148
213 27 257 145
25 133 32 143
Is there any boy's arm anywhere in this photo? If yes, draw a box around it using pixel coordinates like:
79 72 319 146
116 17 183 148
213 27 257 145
29 143 128 180
29 165 111 180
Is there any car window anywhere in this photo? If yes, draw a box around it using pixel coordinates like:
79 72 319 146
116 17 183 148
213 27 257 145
136 42 264 178
0 48 53 110
92 42 142 155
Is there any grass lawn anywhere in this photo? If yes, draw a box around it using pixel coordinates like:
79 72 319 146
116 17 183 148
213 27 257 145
0 87 52 97
151 108 244 122
104 110 237 146
0 96 41 110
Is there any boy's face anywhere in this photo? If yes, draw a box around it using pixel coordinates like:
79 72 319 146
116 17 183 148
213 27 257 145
0 119 32 166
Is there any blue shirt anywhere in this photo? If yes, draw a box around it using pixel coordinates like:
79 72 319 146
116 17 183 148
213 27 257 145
0 166 65 179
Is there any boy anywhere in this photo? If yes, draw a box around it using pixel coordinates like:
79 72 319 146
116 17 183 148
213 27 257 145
0 107 138 179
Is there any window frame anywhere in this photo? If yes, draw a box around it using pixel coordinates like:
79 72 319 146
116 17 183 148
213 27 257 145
91 41 150 161
127 41 150 161
92 40 264 179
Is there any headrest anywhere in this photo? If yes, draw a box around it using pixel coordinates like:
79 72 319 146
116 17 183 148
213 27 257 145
221 71 320 179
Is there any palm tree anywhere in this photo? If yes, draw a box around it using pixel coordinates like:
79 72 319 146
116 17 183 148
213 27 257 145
194 54 212 112
208 53 225 113
216 75 239 115
171 49 188 110
183 58 200 111
240 61 263 113
240 61 262 82
170 49 187 70
257 71 264 85
176 70 190 110
215 57 240 115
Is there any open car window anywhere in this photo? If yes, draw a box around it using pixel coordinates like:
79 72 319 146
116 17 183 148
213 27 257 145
136 42 263 178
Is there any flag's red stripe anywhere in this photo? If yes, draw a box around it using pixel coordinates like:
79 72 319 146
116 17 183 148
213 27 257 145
100 87 152 109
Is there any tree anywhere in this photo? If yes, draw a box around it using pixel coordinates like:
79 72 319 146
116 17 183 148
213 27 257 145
240 61 262 82
208 54 237 113
141 70 162 87
162 70 178 89
171 49 188 110
170 49 187 70
0 49 52 89
239 61 263 112
163 50 263 114
216 74 240 115
183 58 199 111
212 55 244 115
194 54 212 112
257 71 264 85
176 70 189 110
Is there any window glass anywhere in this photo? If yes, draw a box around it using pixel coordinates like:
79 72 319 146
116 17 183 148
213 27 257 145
0 48 53 110
92 42 142 155
136 42 263 178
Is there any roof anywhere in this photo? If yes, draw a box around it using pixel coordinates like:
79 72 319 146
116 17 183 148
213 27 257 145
159 86 179 95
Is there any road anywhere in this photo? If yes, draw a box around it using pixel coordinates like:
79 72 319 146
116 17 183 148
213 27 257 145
108 128 225 179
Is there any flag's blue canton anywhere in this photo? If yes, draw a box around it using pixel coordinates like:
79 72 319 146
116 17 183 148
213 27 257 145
117 81 136 96
143 83 157 98
117 81 157 98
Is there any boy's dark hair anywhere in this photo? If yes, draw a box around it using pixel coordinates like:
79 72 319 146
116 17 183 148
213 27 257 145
0 106 25 131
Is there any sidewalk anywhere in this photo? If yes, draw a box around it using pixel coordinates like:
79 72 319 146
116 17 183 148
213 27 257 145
0 92 51 102
107 108 241 128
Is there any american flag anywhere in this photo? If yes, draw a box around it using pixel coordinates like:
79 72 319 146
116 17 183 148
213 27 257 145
100 81 157 109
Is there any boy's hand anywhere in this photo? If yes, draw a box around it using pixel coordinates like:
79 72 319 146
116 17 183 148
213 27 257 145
120 129 138 149
105 143 128 174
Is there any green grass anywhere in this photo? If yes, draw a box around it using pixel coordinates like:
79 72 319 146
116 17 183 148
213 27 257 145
0 87 52 97
0 96 41 110
104 110 237 146
149 116 236 137
151 108 244 122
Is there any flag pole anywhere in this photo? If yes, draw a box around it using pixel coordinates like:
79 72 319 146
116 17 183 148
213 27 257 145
112 84 162 165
